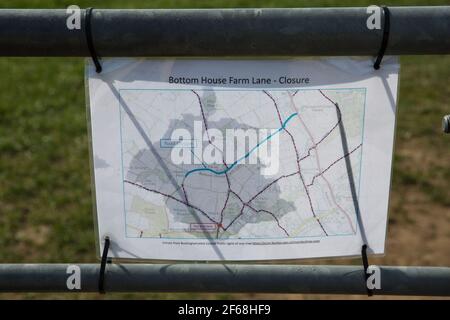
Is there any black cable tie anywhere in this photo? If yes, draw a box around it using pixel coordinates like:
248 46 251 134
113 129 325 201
373 6 390 70
85 7 102 73
361 244 373 297
98 236 110 294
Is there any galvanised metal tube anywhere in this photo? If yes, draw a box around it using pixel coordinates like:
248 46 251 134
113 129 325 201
0 264 449 296
0 7 449 57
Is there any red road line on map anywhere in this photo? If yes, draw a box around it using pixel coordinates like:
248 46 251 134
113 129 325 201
189 90 291 236
297 93 342 162
315 91 358 234
263 90 329 236
298 120 342 162
306 143 362 187
181 182 190 204
190 90 233 238
225 190 290 237
256 209 290 236
247 171 299 204
289 90 357 234
127 89 362 238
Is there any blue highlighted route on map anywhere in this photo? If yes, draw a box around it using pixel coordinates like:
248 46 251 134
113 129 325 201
184 112 298 178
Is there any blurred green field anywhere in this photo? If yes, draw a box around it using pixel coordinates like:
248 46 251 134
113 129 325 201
0 0 449 299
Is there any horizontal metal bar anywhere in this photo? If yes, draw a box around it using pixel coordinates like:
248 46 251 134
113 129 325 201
0 264 449 296
0 7 449 57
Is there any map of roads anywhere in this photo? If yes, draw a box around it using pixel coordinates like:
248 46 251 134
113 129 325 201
89 58 398 260
120 88 365 240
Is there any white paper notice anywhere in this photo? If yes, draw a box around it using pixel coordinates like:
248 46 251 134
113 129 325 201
87 57 399 261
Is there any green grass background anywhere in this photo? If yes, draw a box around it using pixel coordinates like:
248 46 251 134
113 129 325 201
0 0 449 299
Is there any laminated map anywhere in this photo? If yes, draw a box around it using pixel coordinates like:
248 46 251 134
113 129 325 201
87 58 399 261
